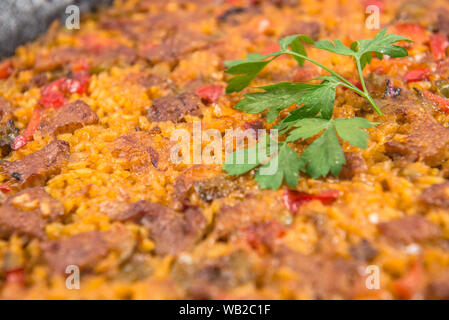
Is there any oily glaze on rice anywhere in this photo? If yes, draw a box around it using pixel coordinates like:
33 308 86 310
1 0 449 299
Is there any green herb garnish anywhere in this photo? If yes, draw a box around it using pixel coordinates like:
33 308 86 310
223 28 410 189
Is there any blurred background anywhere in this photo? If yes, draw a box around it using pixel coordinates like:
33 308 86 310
0 0 113 58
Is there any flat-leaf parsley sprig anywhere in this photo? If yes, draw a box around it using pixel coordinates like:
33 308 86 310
223 28 411 190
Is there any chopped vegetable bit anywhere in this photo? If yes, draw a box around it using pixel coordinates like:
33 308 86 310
282 189 339 213
5 268 25 285
195 84 224 103
429 33 448 61
393 261 423 300
403 68 430 83
422 89 449 114
0 61 13 79
11 107 43 150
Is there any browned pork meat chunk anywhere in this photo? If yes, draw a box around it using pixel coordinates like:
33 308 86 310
111 131 173 171
34 47 85 72
437 8 449 36
426 271 449 300
39 100 98 136
349 239 378 262
0 205 45 239
172 250 257 299
273 247 364 299
146 92 201 123
378 216 441 245
0 186 64 239
140 30 209 65
420 182 449 209
1 140 70 188
42 231 109 273
282 21 321 40
383 101 449 167
42 227 135 274
109 200 207 256
339 152 367 179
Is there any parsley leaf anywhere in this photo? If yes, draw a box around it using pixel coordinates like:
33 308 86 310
352 28 411 68
255 143 301 189
313 39 355 56
285 118 329 142
222 133 272 175
285 118 376 178
279 34 314 66
298 121 345 178
224 53 278 93
315 28 411 69
222 30 408 190
334 117 377 148
235 80 337 123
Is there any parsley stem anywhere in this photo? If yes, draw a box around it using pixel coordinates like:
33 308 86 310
355 59 383 116
284 50 355 89
285 50 383 116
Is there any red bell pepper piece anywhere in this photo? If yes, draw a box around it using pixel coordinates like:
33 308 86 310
11 107 43 150
195 84 224 103
38 70 90 108
245 220 284 253
61 70 90 94
282 189 339 213
5 268 25 286
422 89 449 114
362 0 384 12
393 261 423 300
403 68 430 83
392 23 428 46
429 33 448 61
0 61 13 79
70 59 90 72
0 183 11 193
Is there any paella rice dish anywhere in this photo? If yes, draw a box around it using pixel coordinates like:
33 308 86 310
1 0 449 299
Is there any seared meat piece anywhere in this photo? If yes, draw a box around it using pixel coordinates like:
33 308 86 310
212 196 280 243
140 30 209 66
420 182 449 209
146 92 201 123
172 250 257 299
349 239 378 262
437 8 449 36
42 231 109 274
111 131 172 172
0 186 64 239
1 140 70 188
268 0 300 7
39 100 98 136
0 204 45 239
273 247 364 299
383 100 449 167
282 21 321 40
42 227 135 274
172 165 233 207
378 216 441 245
194 176 239 202
426 271 449 300
109 200 207 256
34 47 85 72
339 152 367 179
